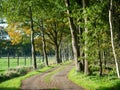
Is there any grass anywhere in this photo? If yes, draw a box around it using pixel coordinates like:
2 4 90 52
0 66 55 90
0 60 71 90
68 68 120 90
0 56 56 73
0 57 34 73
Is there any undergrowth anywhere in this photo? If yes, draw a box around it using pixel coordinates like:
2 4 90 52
68 68 120 90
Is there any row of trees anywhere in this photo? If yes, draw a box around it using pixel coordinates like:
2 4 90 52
64 0 120 78
0 0 73 68
0 0 120 78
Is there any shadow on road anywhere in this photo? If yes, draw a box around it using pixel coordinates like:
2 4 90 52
0 87 59 90
0 87 19 90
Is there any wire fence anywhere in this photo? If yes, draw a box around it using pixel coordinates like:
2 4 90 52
0 56 56 73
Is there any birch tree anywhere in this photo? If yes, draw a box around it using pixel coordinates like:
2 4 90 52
64 0 80 71
82 0 89 75
109 0 120 78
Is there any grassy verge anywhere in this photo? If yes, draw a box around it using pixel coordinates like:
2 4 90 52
68 68 120 90
0 66 55 90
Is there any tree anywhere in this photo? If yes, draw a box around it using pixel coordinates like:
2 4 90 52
45 19 65 64
39 19 48 66
64 0 80 71
82 0 89 75
3 0 37 69
29 6 37 69
109 0 120 78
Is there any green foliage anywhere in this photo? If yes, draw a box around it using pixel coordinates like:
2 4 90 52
5 71 20 78
0 0 120 89
16 66 33 75
0 66 33 83
68 68 120 90
37 63 46 69
89 65 100 74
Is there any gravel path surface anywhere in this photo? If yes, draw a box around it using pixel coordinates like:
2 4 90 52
21 64 84 90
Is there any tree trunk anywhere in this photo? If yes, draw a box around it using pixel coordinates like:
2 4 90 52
29 6 37 69
109 0 120 78
103 51 106 68
68 43 72 61
65 0 80 72
82 0 89 75
99 51 102 76
40 19 48 66
78 25 84 72
30 56 32 65
17 54 19 66
42 54 44 62
55 45 61 64
98 37 103 76
7 53 10 68
42 33 48 66
60 43 65 62
24 55 26 66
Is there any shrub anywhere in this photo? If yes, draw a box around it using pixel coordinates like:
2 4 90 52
89 64 100 74
5 71 20 78
0 66 33 83
108 68 116 76
0 74 8 82
8 66 33 75
17 67 28 75
37 63 45 69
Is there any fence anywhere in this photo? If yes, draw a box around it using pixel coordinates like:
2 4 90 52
0 56 56 73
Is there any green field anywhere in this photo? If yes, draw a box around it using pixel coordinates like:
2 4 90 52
0 56 56 73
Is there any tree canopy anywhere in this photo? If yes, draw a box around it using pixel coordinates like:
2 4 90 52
0 0 120 78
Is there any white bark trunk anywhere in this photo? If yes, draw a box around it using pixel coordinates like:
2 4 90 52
82 0 89 75
65 0 80 71
29 6 37 69
109 0 120 78
41 23 48 66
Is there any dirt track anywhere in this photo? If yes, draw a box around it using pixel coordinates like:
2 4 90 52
21 64 84 90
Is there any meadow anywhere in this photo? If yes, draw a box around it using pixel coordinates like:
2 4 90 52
0 56 56 74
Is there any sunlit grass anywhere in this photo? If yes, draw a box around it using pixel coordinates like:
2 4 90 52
0 66 54 90
68 68 120 90
0 57 34 72
0 56 56 73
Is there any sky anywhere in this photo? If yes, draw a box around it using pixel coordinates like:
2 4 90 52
0 20 9 40
0 19 8 28
0 23 8 28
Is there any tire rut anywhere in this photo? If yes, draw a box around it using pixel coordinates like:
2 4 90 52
21 66 60 90
50 65 84 90
21 64 84 90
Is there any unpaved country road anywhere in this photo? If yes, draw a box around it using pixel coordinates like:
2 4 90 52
21 64 84 90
